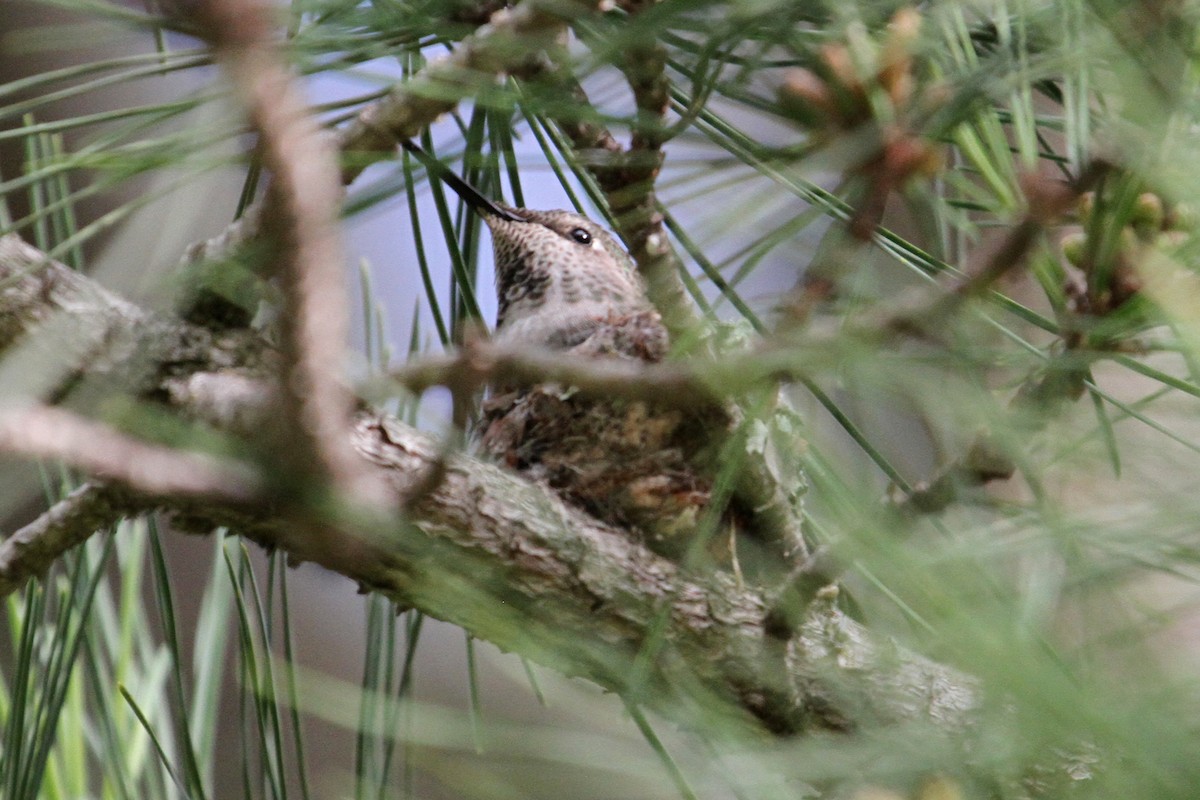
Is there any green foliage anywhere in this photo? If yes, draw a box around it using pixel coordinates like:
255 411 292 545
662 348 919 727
0 500 229 800
5 0 1200 797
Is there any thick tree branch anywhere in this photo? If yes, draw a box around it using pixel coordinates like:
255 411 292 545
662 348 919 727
0 235 982 738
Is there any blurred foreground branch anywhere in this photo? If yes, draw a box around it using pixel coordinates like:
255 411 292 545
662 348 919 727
195 0 384 506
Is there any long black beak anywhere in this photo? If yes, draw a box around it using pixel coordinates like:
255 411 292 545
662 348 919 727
399 139 525 223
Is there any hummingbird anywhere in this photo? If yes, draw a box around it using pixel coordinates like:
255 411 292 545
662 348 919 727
476 204 728 560
401 140 804 571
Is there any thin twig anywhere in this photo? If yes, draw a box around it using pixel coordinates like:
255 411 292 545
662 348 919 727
897 348 1092 514
890 163 1110 512
337 1 602 185
0 483 140 596
387 337 711 407
0 405 262 502
924 162 1110 322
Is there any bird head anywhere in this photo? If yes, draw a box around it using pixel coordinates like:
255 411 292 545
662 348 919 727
481 205 650 344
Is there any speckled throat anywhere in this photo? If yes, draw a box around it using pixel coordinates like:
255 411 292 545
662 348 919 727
483 205 657 349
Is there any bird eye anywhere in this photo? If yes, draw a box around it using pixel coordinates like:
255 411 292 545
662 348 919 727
569 227 593 245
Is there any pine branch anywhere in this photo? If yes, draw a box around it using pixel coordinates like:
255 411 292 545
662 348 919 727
0 233 981 738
